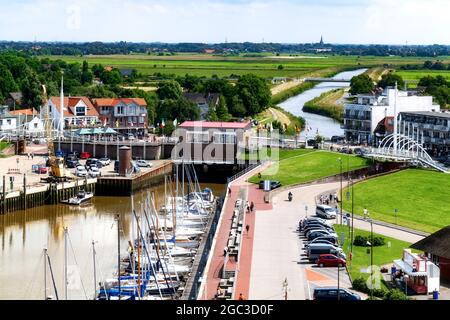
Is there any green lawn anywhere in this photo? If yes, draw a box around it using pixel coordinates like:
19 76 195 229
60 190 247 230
0 142 10 151
242 148 315 162
395 70 450 84
333 225 414 283
248 150 371 186
342 168 450 233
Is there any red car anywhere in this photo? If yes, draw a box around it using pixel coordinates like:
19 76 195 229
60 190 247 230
37 166 48 174
316 254 346 267
80 151 91 159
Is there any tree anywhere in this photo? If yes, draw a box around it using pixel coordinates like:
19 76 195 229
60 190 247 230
21 72 43 109
350 74 374 95
378 73 405 89
157 80 182 100
216 95 231 121
235 74 271 116
81 61 93 85
156 97 200 125
0 63 18 98
423 60 433 69
101 69 122 85
277 65 284 70
92 64 104 78
206 105 219 121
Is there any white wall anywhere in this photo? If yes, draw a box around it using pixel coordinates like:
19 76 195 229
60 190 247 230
0 117 17 131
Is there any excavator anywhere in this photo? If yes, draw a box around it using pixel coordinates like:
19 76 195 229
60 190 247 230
40 85 72 183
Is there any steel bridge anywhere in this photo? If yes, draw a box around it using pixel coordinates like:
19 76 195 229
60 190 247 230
363 133 449 173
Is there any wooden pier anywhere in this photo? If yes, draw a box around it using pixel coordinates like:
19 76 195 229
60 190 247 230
0 176 96 215
95 160 174 196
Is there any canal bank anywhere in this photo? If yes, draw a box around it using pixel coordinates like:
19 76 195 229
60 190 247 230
278 68 367 139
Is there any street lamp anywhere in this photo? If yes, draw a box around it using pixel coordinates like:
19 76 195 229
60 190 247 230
337 158 343 225
366 219 374 300
305 204 308 218
394 208 398 225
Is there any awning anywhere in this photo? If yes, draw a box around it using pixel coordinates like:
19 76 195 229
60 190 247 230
394 259 428 276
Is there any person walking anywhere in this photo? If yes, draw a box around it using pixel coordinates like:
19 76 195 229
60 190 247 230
223 246 228 257
238 293 247 300
250 201 254 212
363 208 368 220
31 152 34 160
245 224 250 234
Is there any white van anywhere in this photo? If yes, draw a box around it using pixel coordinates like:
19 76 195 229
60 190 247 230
316 205 337 219
307 243 346 261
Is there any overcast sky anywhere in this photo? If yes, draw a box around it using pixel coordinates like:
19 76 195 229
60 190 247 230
0 0 449 44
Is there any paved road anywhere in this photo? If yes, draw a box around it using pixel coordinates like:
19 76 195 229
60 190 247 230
249 182 353 300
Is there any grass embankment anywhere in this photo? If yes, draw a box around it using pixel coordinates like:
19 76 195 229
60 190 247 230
364 67 391 81
333 225 414 285
0 142 10 151
271 82 315 105
255 106 305 135
342 168 450 233
248 150 371 186
241 147 315 162
303 89 345 122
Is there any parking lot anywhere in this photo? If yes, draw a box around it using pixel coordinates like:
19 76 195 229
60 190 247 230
249 181 356 300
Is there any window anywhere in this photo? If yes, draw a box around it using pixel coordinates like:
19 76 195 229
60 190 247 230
116 106 124 115
75 106 86 116
214 132 236 144
0 120 3 125
34 123 38 129
139 117 144 123
7 119 11 125
186 131 209 143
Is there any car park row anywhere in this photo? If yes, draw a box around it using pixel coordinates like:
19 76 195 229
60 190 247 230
299 207 361 301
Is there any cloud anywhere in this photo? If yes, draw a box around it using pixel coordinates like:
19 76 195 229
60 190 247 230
0 0 448 44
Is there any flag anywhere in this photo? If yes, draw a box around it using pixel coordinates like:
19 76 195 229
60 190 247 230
173 119 178 127
160 119 165 128
115 120 119 128
103 118 107 127
91 118 95 126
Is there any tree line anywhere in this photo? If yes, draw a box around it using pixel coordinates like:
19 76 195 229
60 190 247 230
350 72 449 107
1 41 449 57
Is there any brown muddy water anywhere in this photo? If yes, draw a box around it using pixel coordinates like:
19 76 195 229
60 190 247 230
0 183 225 300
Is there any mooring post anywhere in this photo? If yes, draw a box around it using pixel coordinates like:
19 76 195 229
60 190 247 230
2 175 6 214
23 173 27 211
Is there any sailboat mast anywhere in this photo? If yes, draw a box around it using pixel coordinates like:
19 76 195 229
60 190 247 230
92 240 97 299
64 227 68 300
116 214 121 300
43 248 47 300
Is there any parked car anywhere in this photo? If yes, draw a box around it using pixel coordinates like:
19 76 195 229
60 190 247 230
304 238 336 249
307 244 345 261
89 167 101 178
86 158 102 168
98 157 111 166
80 152 91 160
66 159 79 169
316 205 337 219
136 160 152 168
304 224 334 234
127 134 135 141
307 236 338 246
313 287 361 301
76 165 88 177
37 165 48 174
55 150 66 158
316 254 346 267
114 161 120 172
303 217 328 225
258 180 282 190
66 151 79 160
307 229 338 241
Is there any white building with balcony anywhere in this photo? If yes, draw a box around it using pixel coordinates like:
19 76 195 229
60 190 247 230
344 88 440 145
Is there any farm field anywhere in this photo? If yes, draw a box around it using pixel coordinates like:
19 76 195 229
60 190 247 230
248 150 370 186
394 69 450 84
47 54 450 79
342 168 450 233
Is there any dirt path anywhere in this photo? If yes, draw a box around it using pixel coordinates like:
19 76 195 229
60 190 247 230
271 79 303 96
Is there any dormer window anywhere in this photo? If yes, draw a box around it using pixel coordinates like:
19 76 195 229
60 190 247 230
75 106 86 116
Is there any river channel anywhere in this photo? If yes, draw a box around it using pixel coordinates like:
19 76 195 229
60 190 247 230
0 183 225 300
278 68 368 139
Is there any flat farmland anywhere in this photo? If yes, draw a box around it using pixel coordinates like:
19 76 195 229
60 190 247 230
395 69 450 83
47 54 450 79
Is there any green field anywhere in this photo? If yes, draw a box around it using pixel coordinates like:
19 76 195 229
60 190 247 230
334 225 414 284
47 54 450 79
248 150 371 186
395 70 450 85
342 168 450 233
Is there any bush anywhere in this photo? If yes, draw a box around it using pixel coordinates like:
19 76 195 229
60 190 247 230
353 235 385 247
384 289 409 300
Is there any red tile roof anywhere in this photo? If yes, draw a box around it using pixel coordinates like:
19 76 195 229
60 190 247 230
179 121 252 130
49 97 99 117
9 108 38 116
92 98 147 107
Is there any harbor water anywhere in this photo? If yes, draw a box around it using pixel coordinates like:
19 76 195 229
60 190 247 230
0 183 225 300
278 68 368 139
